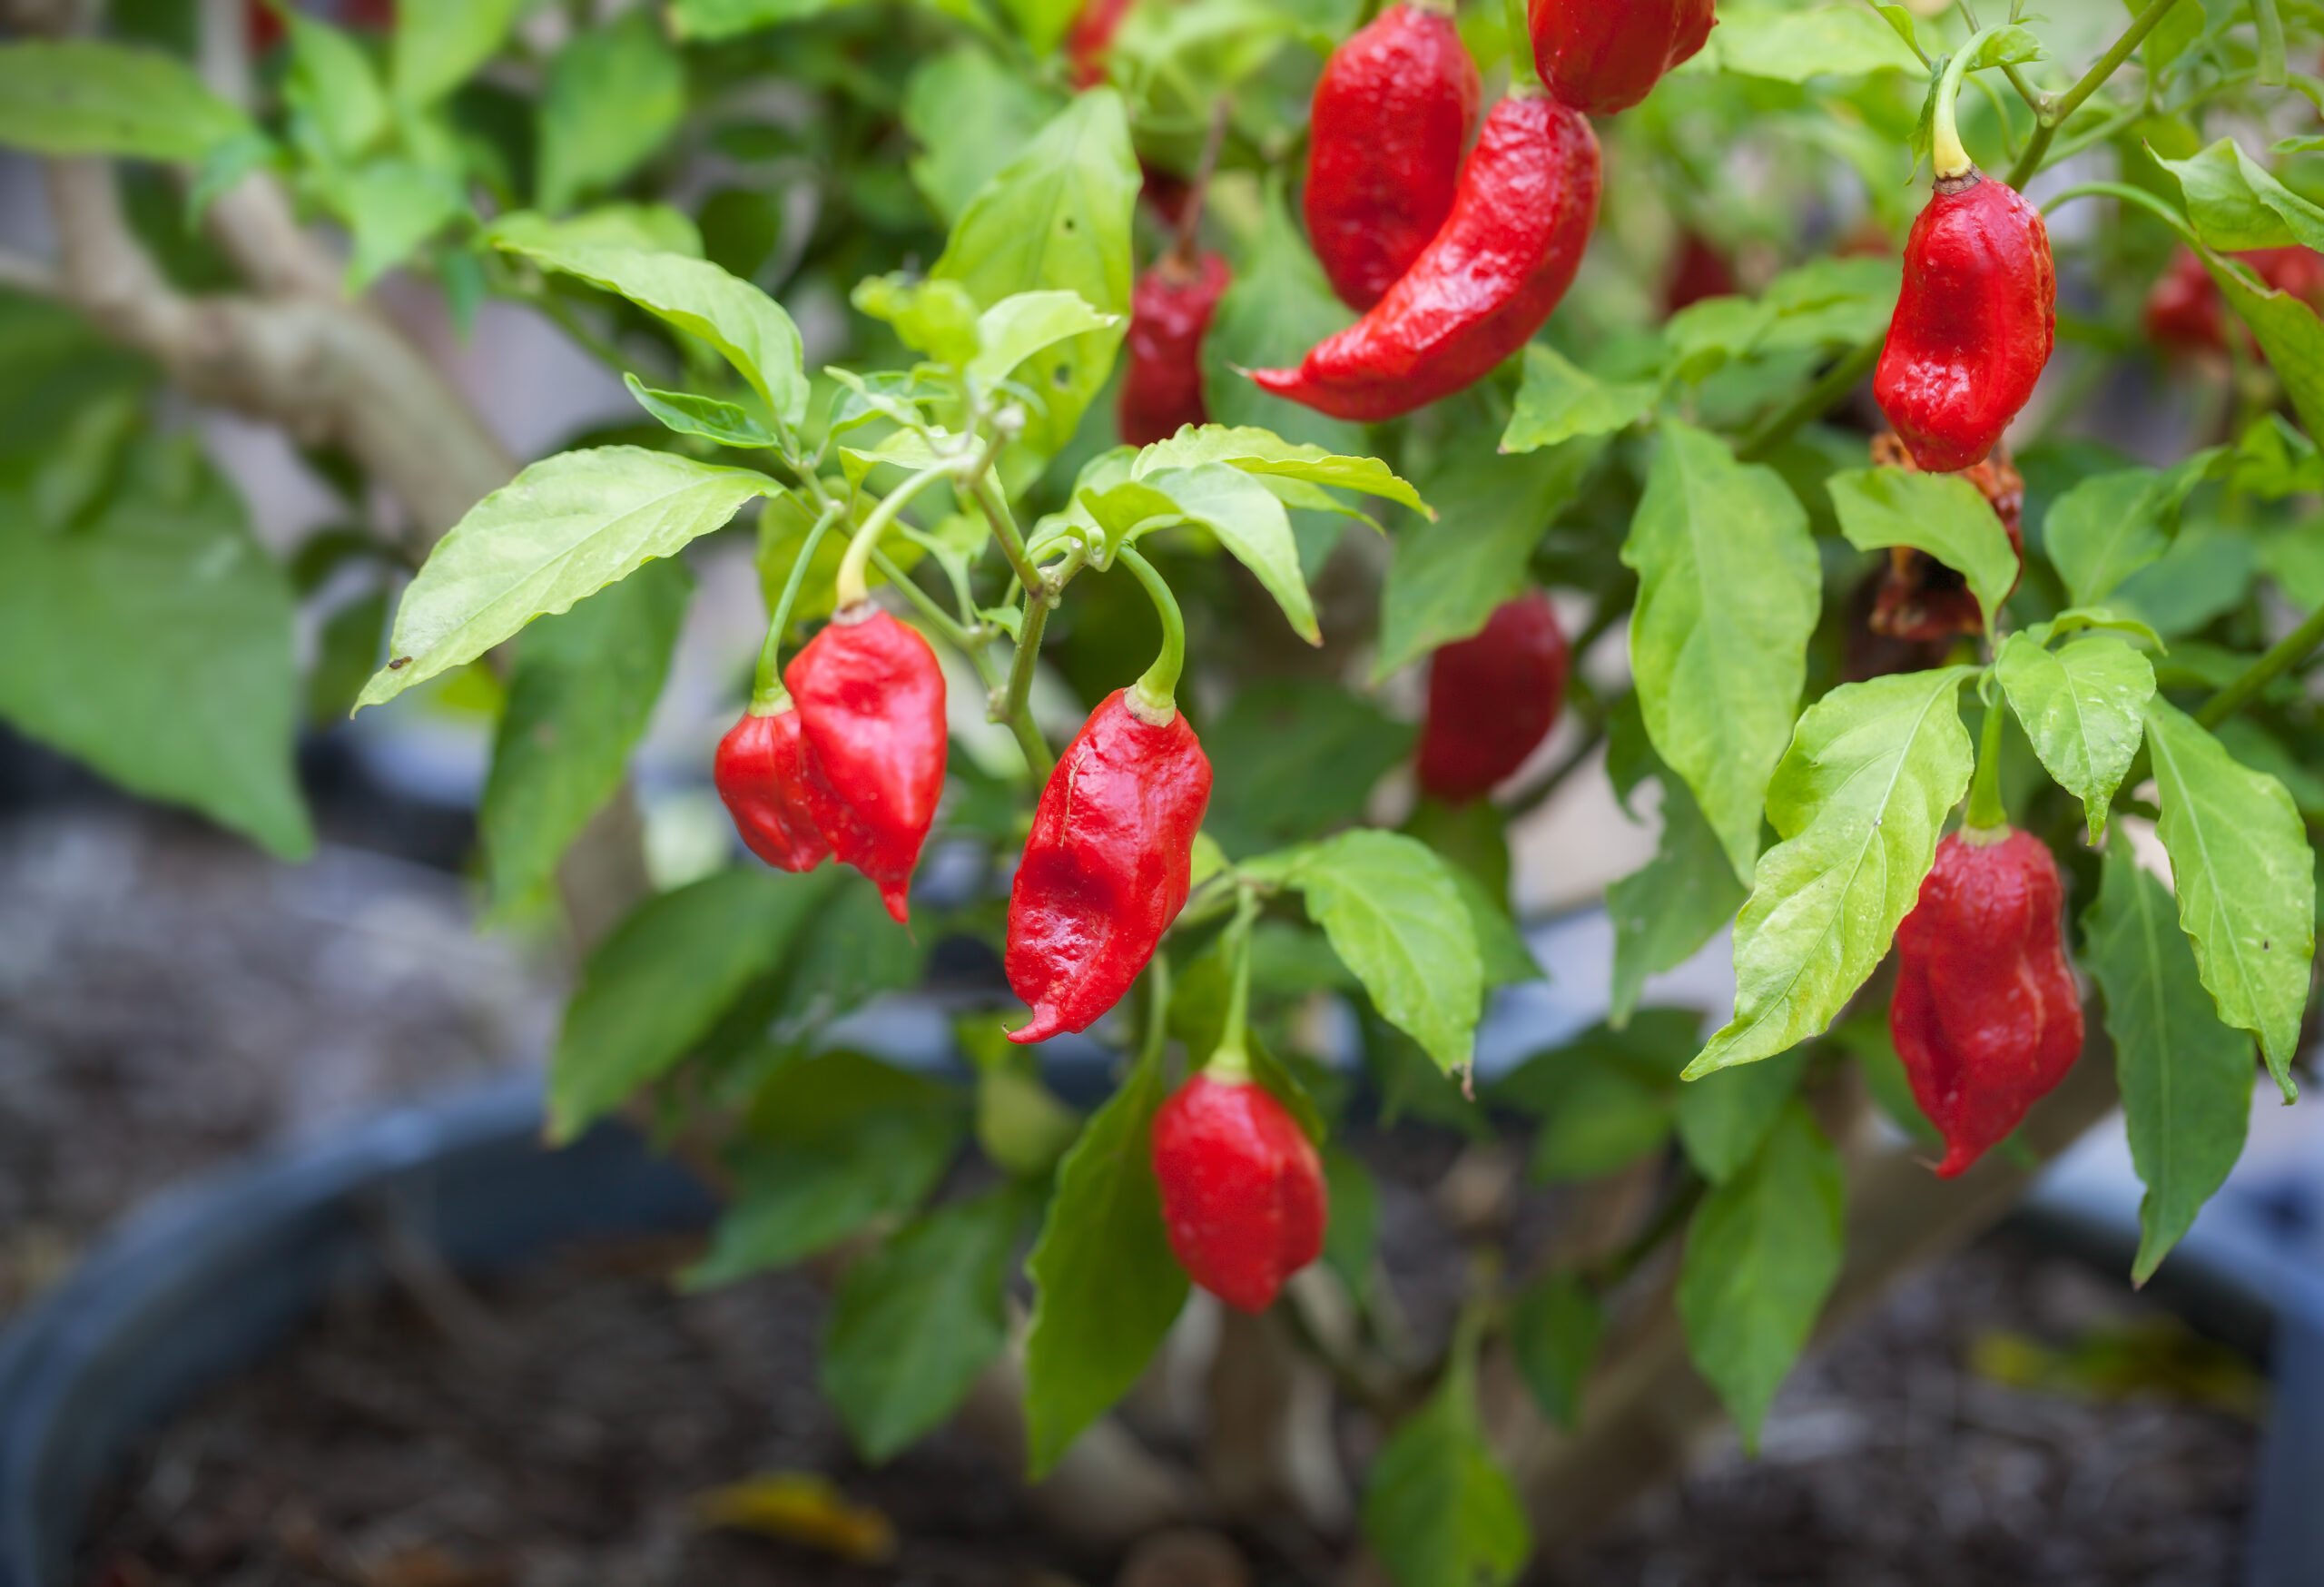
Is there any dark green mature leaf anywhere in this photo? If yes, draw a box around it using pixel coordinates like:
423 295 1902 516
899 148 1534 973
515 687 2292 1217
2086 843 2255 1284
822 1186 1029 1463
1492 1010 1702 1113
1624 420 1820 885
1201 179 1363 455
1829 468 2019 633
1321 1142 1379 1289
1677 1103 1845 1447
2146 700 2315 1100
1201 678 1413 855
1676 1046 1807 1185
1528 1062 1672 1182
1022 1041 1187 1476
0 41 252 161
1609 771 1748 1027
1690 667 1978 1077
537 10 684 213
1293 830 1483 1074
1362 1355 1531 1587
903 48 1064 224
0 438 309 860
547 867 836 1138
1995 632 2153 841
769 874 926 1034
1502 344 1656 453
1511 1272 1602 1430
358 448 773 708
479 557 692 912
394 0 528 104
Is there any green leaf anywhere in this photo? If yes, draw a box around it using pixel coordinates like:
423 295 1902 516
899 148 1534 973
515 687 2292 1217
2159 139 2324 254
478 557 691 912
1122 462 1317 643
1321 1142 1380 1289
1292 830 1482 1074
547 866 836 1139
1362 1358 1531 1587
1689 666 1978 1078
1828 468 2020 633
1376 436 1603 680
0 439 310 860
536 10 684 214
1675 1046 1807 1184
1444 862 1540 990
0 41 252 162
2145 699 2315 1099
1022 1041 1188 1477
1511 1272 1602 1430
932 88 1138 460
284 13 388 163
670 0 855 38
902 46 1064 225
2041 458 2221 609
2086 843 2255 1284
2208 251 2324 445
1706 5 1922 81
970 289 1120 388
1132 426 1424 512
1502 344 1656 453
485 204 705 258
1199 178 1364 456
1995 632 2153 841
1528 1062 1672 1182
1200 679 1413 856
394 0 528 105
1609 771 1748 1027
357 448 773 709
822 1186 1028 1463
327 160 466 291
623 374 777 448
1676 1103 1845 1447
1623 420 1821 884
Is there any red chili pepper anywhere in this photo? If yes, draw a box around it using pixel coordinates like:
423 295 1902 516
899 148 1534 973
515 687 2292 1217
1118 251 1232 446
2146 245 2324 355
1891 827 2083 1178
1304 0 1480 311
1066 0 1135 86
783 608 948 924
1006 689 1213 1043
1152 1072 1327 1312
1528 0 1715 115
1252 92 1599 422
714 706 832 873
1663 230 1737 315
1865 432 2024 644
1417 592 1569 803
1874 170 2055 474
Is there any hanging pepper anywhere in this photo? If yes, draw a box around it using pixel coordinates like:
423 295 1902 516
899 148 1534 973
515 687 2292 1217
1865 431 2024 644
715 707 832 873
1417 592 1570 804
1252 91 1600 421
1528 0 1715 115
1304 0 1480 311
1892 825 2083 1177
1066 0 1135 85
1119 252 1232 445
2146 245 2324 356
1873 45 2055 474
1663 230 1736 315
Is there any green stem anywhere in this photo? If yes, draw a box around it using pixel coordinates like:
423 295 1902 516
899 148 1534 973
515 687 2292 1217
1504 0 1541 91
973 475 1043 598
751 504 844 711
1931 29 1997 180
2004 0 2187 190
1206 887 1259 1084
1965 686 2011 833
1737 336 1883 461
1139 948 1174 1070
2041 181 2199 247
1116 545 1187 715
2254 0 2287 86
2196 598 2324 728
836 466 950 609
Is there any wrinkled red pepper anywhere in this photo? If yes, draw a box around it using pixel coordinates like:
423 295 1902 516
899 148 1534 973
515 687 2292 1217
1152 1071 1327 1312
1252 91 1599 421
1891 827 2083 1178
1007 689 1213 1043
1663 231 1737 315
714 706 832 874
1417 592 1569 803
2146 244 2324 355
1528 0 1715 115
1304 0 1480 311
1865 432 2024 644
783 608 948 924
1118 251 1232 446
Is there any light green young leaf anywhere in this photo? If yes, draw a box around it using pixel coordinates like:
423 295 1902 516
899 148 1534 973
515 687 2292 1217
1362 1359 1531 1587
969 289 1119 388
1609 770 1748 1027
1624 420 1821 884
1677 1103 1845 1447
536 10 685 213
1502 344 1657 453
394 0 529 105
2086 843 2255 1284
670 0 857 38
329 160 466 291
0 41 252 162
1676 1046 1808 1185
1828 468 2020 633
903 47 1064 224
2158 139 2324 254
357 448 775 708
1292 830 1482 1074
1132 426 1425 512
2020 605 2165 651
285 13 389 163
623 374 778 448
485 204 705 258
1707 5 1922 81
1995 632 2153 841
1690 666 1978 1078
2146 699 2315 1100
1511 1273 1603 1431
1127 462 1319 644
2042 452 2224 609
1198 177 1363 456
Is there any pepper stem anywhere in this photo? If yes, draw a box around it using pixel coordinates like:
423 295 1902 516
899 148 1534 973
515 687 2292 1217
834 465 950 611
1932 30 2001 182
1117 545 1186 719
1964 688 2011 836
1206 886 1259 1084
751 504 844 713
1504 0 1541 92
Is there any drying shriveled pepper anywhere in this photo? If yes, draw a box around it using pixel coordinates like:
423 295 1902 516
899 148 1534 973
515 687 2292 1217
1153 1070 1327 1312
714 706 832 874
1417 592 1570 803
1873 46 2055 473
1865 431 2024 644
1119 251 1232 446
1252 90 1599 421
1303 0 1480 311
1528 0 1715 116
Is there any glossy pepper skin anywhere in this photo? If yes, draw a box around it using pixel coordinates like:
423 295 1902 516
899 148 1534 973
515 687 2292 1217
1152 1073 1327 1313
1866 432 2024 644
714 707 832 873
784 608 948 925
1874 171 2056 474
1304 1 1481 311
1007 690 1214 1043
1891 828 2083 1178
1118 252 1233 446
1252 92 1600 422
1417 592 1570 803
1528 0 1715 116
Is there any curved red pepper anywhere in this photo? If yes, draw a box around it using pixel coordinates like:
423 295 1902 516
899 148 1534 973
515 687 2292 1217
1866 433 2024 644
1304 0 1480 312
1118 251 1232 447
1417 592 1569 803
1251 91 1599 423
1006 690 1213 1043
784 608 948 924
1874 171 2055 474
1528 0 1715 115
714 706 832 873
1152 1072 1327 1313
1891 828 2083 1178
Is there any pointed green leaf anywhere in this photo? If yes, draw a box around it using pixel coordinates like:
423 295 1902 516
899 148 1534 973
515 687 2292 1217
1511 1272 1603 1430
1291 831 1482 1074
1362 1362 1531 1587
1676 1046 1808 1185
1995 632 2153 841
1129 462 1318 644
394 0 528 105
0 41 252 161
1828 467 2020 633
1502 343 1657 453
1132 425 1424 512
536 10 684 213
624 375 777 448
1609 771 1749 1027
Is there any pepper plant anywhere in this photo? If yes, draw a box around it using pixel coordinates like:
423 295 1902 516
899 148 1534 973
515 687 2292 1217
3 0 2322 1577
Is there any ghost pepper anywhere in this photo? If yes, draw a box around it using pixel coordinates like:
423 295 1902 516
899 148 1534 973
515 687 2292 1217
1417 592 1570 803
1153 1070 1327 1312
1118 251 1232 446
714 707 832 874
1528 0 1716 115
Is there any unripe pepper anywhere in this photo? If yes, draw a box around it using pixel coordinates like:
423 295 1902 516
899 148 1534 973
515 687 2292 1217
1528 0 1715 116
1891 826 2083 1178
1118 251 1232 446
714 706 831 873
1007 688 1213 1042
1152 1070 1327 1312
1304 0 1480 311
1865 431 2024 644
1252 91 1600 422
1417 592 1569 803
